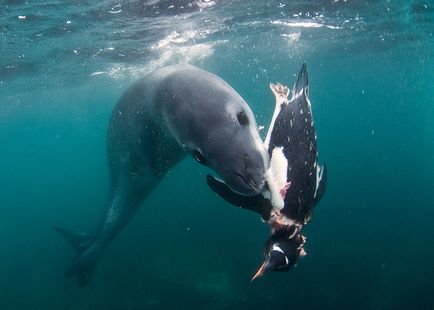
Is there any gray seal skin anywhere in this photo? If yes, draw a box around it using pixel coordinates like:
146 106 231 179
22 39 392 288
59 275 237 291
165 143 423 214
55 65 269 285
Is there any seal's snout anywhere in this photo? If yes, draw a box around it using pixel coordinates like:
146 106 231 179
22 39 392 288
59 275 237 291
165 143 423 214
233 155 265 196
243 152 267 194
228 165 265 196
246 170 265 194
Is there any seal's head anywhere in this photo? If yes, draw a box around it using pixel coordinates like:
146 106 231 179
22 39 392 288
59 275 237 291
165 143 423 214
159 65 269 196
190 104 268 196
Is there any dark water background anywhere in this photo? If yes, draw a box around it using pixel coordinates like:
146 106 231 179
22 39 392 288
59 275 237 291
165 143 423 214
1 1 433 309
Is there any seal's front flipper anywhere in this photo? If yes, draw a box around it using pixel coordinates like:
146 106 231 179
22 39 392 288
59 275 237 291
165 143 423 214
54 226 101 286
206 175 272 220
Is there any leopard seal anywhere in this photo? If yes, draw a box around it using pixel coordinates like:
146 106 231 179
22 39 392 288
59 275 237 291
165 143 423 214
55 64 269 285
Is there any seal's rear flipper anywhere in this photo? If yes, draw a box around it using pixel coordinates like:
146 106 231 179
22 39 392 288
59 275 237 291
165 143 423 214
54 226 100 286
54 226 92 253
206 175 272 220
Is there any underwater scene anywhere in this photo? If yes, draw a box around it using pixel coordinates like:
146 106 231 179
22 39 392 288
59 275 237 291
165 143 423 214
1 0 433 309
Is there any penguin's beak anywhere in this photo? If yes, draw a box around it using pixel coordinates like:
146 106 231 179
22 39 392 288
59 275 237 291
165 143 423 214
251 258 271 281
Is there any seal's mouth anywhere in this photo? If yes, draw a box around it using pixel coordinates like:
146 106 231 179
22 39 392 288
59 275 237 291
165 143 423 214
231 172 264 196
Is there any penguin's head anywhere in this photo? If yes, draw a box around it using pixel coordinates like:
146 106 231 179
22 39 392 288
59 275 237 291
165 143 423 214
251 228 306 281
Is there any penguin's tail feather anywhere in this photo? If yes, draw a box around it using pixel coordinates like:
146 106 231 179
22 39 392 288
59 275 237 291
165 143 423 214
54 226 101 286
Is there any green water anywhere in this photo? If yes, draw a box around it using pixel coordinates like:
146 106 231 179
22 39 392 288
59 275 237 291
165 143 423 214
1 1 433 309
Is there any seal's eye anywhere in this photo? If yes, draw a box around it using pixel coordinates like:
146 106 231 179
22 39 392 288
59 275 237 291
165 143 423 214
193 149 207 165
237 111 249 126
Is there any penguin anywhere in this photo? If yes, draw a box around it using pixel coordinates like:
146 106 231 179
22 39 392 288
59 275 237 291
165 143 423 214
207 63 327 280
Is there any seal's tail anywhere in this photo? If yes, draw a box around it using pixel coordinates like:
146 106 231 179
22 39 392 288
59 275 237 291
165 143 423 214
54 226 100 286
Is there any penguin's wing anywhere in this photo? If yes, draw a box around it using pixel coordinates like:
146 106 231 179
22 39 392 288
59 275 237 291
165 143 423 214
313 163 327 206
206 175 272 221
